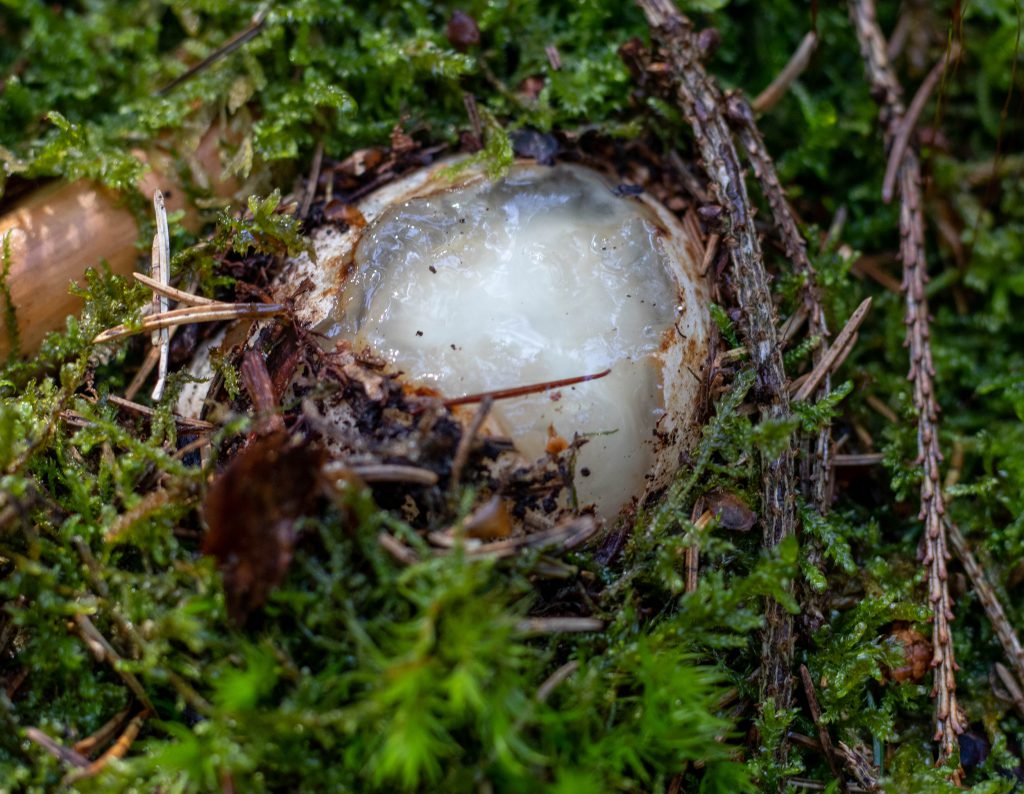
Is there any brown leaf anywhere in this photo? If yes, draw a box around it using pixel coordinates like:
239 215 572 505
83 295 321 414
241 349 284 436
446 10 480 52
323 200 367 228
202 432 325 621
705 490 757 532
885 623 931 684
463 496 513 540
335 147 385 178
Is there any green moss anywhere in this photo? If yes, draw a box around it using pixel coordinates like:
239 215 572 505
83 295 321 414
1 0 1023 791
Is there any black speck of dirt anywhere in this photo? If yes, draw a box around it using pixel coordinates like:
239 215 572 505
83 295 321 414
450 344 457 350
580 467 591 477
429 265 437 273
459 218 466 223
416 330 424 337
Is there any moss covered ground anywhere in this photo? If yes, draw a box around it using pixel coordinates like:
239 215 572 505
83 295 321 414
1 1 1023 791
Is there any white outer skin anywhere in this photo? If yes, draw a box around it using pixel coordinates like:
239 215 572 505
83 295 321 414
278 158 711 520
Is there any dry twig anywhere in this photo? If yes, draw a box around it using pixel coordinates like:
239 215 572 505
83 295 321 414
450 396 493 491
946 520 1024 714
132 273 217 306
72 614 156 715
156 3 270 95
62 710 150 785
299 139 325 220
850 0 963 768
536 660 579 703
443 369 610 408
994 662 1024 719
792 298 872 402
93 302 284 344
882 44 962 204
633 0 798 749
73 705 134 756
752 31 819 114
799 664 848 792
150 191 171 401
515 617 604 635
25 728 89 768
728 90 838 542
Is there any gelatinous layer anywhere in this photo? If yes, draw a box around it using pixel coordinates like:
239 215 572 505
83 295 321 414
330 163 687 518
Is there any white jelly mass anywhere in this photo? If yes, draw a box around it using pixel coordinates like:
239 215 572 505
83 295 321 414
332 164 683 518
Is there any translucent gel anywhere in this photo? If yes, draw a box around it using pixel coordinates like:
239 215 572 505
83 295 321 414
333 164 681 518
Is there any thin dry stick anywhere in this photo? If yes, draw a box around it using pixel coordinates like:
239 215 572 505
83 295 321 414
833 453 885 466
73 614 156 715
515 617 604 635
779 306 809 346
835 742 882 793
133 272 217 306
994 662 1024 719
700 232 720 276
25 728 89 768
378 532 420 566
73 705 134 756
635 0 798 749
124 345 162 401
443 369 610 408
464 515 597 559
536 660 579 703
685 509 714 594
150 191 171 401
321 461 440 487
729 90 838 549
793 297 872 402
349 463 439 486
62 710 149 785
93 302 284 344
125 271 209 400
882 44 961 204
753 31 819 114
799 664 849 793
850 0 963 768
299 140 325 220
946 520 1024 706
105 394 215 431
450 396 493 491
156 3 270 95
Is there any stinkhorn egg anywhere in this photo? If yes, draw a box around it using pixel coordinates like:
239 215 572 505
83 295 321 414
287 159 711 520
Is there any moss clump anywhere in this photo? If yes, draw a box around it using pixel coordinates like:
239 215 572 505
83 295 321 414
1 1 1023 792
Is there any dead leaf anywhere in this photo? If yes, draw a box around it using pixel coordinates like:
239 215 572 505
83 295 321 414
202 432 325 621
884 623 931 684
446 10 480 51
323 200 367 228
705 490 757 532
463 496 513 540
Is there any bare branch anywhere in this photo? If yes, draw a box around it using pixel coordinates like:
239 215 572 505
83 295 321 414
793 298 871 402
93 302 284 344
850 0 963 770
753 31 819 114
882 44 962 204
947 521 1024 713
632 0 798 755
799 664 849 792
133 273 217 307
